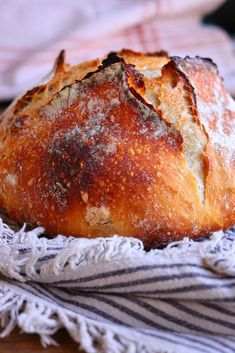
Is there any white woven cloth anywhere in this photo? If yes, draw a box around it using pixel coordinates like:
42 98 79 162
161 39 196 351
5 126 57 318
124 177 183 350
0 211 235 353
1 0 235 99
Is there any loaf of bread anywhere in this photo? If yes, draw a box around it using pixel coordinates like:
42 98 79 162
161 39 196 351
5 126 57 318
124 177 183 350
0 50 234 246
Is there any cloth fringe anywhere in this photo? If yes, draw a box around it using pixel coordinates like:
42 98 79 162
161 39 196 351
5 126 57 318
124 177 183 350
0 219 234 283
0 283 172 353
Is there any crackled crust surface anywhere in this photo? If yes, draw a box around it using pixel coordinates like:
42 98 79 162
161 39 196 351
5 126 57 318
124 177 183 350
0 50 234 247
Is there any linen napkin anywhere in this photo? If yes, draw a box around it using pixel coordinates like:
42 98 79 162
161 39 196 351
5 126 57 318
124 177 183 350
1 0 235 99
0 208 235 353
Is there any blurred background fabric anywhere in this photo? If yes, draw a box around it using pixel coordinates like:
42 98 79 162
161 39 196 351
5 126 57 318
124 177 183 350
0 0 235 100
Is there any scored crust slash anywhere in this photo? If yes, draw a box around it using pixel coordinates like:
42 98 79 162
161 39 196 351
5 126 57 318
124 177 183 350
0 49 234 247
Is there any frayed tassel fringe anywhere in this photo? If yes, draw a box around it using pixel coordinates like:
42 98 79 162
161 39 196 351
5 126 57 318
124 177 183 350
0 218 234 283
0 284 173 353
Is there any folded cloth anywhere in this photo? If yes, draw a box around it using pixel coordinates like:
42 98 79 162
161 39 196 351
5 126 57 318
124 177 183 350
1 0 235 100
0 209 235 353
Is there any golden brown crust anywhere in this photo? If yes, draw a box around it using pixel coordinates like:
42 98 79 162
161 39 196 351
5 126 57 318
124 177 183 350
0 50 234 247
158 56 235 235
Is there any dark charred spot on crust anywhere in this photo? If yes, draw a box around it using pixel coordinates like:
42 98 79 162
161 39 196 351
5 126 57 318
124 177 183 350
101 52 124 68
43 135 86 211
44 125 117 211
84 52 124 80
46 132 100 184
83 70 97 80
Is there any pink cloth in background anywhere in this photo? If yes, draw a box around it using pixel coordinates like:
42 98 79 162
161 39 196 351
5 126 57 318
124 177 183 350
0 0 234 99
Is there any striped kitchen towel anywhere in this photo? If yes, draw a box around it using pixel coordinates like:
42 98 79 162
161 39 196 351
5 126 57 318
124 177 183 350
1 0 235 99
0 211 235 353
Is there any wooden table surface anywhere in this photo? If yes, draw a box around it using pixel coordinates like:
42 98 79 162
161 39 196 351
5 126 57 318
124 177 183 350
0 328 84 353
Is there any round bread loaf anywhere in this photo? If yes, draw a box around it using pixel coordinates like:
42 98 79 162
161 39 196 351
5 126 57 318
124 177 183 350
0 50 234 246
